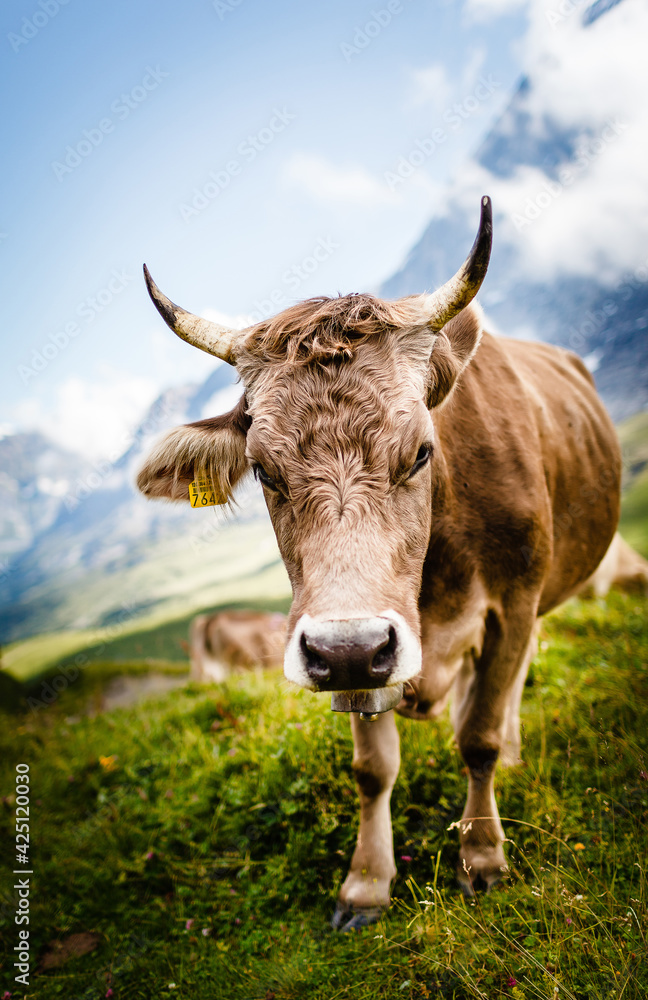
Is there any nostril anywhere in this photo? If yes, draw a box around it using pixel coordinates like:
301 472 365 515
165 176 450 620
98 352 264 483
368 626 397 676
301 633 331 680
297 619 400 689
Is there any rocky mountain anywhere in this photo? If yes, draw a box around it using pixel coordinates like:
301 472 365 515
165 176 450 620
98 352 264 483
383 0 648 421
0 432 89 566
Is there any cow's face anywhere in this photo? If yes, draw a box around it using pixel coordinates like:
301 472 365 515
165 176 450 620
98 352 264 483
241 317 435 696
138 301 483 703
137 198 491 711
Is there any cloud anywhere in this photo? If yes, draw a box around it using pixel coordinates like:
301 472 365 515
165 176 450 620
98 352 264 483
12 305 248 461
408 49 488 112
463 0 530 23
450 0 648 284
13 369 160 460
409 63 454 110
200 384 242 420
202 307 254 330
146 304 252 388
282 153 397 206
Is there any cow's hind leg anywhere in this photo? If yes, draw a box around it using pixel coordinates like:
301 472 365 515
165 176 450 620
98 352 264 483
452 608 537 895
332 710 400 931
499 623 538 767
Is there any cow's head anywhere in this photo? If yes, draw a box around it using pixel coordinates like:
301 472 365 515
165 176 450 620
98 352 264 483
138 197 492 715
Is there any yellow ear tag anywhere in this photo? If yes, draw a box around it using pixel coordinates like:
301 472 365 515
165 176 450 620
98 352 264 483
189 474 226 508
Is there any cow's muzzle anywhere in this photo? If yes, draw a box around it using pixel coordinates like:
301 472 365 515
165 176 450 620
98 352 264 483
284 612 421 710
300 618 396 689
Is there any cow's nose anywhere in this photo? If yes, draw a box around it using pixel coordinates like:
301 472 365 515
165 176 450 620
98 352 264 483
299 618 398 689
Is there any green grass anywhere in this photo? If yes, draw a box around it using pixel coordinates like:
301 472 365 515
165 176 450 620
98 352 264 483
617 409 648 469
617 410 648 557
619 468 648 557
1 592 646 999
1 630 100 683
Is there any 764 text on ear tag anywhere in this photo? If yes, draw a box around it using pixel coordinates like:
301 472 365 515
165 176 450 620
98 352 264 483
189 476 225 508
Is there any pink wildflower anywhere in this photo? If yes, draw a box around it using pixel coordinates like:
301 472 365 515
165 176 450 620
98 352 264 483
400 855 412 862
185 918 195 930
507 977 518 988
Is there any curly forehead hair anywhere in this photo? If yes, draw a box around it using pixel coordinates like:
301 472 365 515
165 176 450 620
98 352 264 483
238 293 435 367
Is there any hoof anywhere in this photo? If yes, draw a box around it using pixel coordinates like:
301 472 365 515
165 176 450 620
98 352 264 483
457 870 505 898
331 901 383 932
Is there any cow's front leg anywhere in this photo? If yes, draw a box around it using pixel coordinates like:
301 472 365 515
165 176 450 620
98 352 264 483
455 743 507 895
332 710 400 931
452 611 537 895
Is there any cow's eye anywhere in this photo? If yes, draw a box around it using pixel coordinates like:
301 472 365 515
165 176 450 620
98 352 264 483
254 463 278 490
407 445 431 479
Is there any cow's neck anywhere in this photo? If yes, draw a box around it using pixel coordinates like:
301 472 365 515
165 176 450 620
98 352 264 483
418 428 476 620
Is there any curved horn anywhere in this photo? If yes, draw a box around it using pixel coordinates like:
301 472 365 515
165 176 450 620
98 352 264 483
426 195 493 330
143 264 239 364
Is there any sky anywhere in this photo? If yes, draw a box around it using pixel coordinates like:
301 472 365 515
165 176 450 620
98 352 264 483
1 0 529 458
440 0 648 291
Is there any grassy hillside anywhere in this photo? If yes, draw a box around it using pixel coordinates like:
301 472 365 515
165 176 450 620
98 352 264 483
1 592 646 999
2 559 290 684
2 506 289 642
618 410 648 556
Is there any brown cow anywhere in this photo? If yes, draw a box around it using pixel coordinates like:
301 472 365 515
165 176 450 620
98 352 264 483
137 197 624 929
189 609 286 683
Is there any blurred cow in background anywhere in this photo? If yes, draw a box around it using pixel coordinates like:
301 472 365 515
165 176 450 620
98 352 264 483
579 531 648 598
189 609 286 683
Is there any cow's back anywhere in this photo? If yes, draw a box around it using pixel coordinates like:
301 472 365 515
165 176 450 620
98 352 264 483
433 331 621 616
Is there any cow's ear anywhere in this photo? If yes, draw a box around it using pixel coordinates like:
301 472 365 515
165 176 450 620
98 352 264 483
137 395 251 504
427 303 483 409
